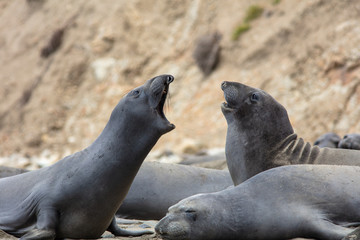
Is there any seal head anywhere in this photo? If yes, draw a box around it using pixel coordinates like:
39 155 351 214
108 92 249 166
155 194 232 240
338 133 360 150
313 133 341 148
118 74 175 135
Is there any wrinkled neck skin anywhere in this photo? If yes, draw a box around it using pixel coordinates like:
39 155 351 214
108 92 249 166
225 121 294 185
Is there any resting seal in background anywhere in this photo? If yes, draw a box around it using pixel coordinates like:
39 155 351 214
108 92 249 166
314 132 341 148
338 133 360 150
221 81 360 185
116 161 232 220
0 166 27 178
155 165 360 240
0 75 175 239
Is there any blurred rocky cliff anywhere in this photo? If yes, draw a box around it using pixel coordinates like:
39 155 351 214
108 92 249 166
0 0 359 167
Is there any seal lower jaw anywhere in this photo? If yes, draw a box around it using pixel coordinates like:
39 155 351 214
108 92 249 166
155 84 175 132
221 102 235 113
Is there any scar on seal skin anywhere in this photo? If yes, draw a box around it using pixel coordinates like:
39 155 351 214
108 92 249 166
156 165 360 240
0 75 175 240
221 81 360 185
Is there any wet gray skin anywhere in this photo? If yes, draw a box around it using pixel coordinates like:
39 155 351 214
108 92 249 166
156 165 360 240
0 75 175 240
220 81 360 185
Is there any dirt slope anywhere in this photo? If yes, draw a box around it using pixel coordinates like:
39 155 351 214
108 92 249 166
0 0 359 164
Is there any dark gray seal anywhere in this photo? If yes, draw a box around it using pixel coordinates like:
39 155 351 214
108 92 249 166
155 165 360 240
314 132 341 148
116 161 232 220
0 74 175 239
221 81 360 185
339 133 360 150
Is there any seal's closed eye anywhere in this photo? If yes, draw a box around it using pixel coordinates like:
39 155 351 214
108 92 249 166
185 209 197 221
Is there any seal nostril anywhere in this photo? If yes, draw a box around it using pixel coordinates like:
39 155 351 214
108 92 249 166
221 81 227 89
167 75 174 84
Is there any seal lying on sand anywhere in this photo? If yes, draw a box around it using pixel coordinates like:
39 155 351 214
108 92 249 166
339 133 360 150
221 81 360 185
155 165 360 240
116 161 232 220
314 132 341 148
0 75 175 239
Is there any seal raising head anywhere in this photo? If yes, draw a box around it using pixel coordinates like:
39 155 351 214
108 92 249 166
221 81 360 185
0 75 175 239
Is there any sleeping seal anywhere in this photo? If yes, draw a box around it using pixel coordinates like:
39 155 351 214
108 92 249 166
116 161 232 220
155 165 360 240
338 133 360 150
0 74 175 239
314 132 341 148
221 81 360 185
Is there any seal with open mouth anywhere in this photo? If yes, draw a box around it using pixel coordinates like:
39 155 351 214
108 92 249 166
0 75 175 239
221 81 360 185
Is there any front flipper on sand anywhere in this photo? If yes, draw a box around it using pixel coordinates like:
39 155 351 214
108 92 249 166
20 229 55 240
107 218 153 237
342 227 360 240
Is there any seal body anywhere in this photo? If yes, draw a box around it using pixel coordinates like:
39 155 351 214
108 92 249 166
314 132 341 148
0 75 175 239
339 133 360 150
116 161 232 220
156 165 360 240
0 166 27 178
221 81 360 185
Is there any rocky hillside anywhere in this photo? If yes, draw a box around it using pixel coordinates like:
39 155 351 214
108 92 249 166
0 0 359 167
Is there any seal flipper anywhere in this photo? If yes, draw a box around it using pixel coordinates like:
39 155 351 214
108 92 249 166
342 227 360 240
20 207 58 240
107 217 153 237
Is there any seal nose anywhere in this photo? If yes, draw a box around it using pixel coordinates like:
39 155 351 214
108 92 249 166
166 75 174 84
221 81 227 90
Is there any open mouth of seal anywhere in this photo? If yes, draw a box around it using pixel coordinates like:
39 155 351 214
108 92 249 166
156 84 169 119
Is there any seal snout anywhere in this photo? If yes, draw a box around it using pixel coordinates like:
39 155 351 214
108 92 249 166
221 81 228 90
166 75 174 84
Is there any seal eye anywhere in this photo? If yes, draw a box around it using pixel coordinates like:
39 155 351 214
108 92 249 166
185 209 197 221
130 90 140 97
250 92 260 102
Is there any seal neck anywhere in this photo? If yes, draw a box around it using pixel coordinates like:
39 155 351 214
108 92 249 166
274 134 320 165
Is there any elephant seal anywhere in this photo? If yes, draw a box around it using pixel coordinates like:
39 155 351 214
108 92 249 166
116 161 232 220
314 132 341 148
155 165 360 240
221 81 360 185
0 74 175 239
339 133 360 150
